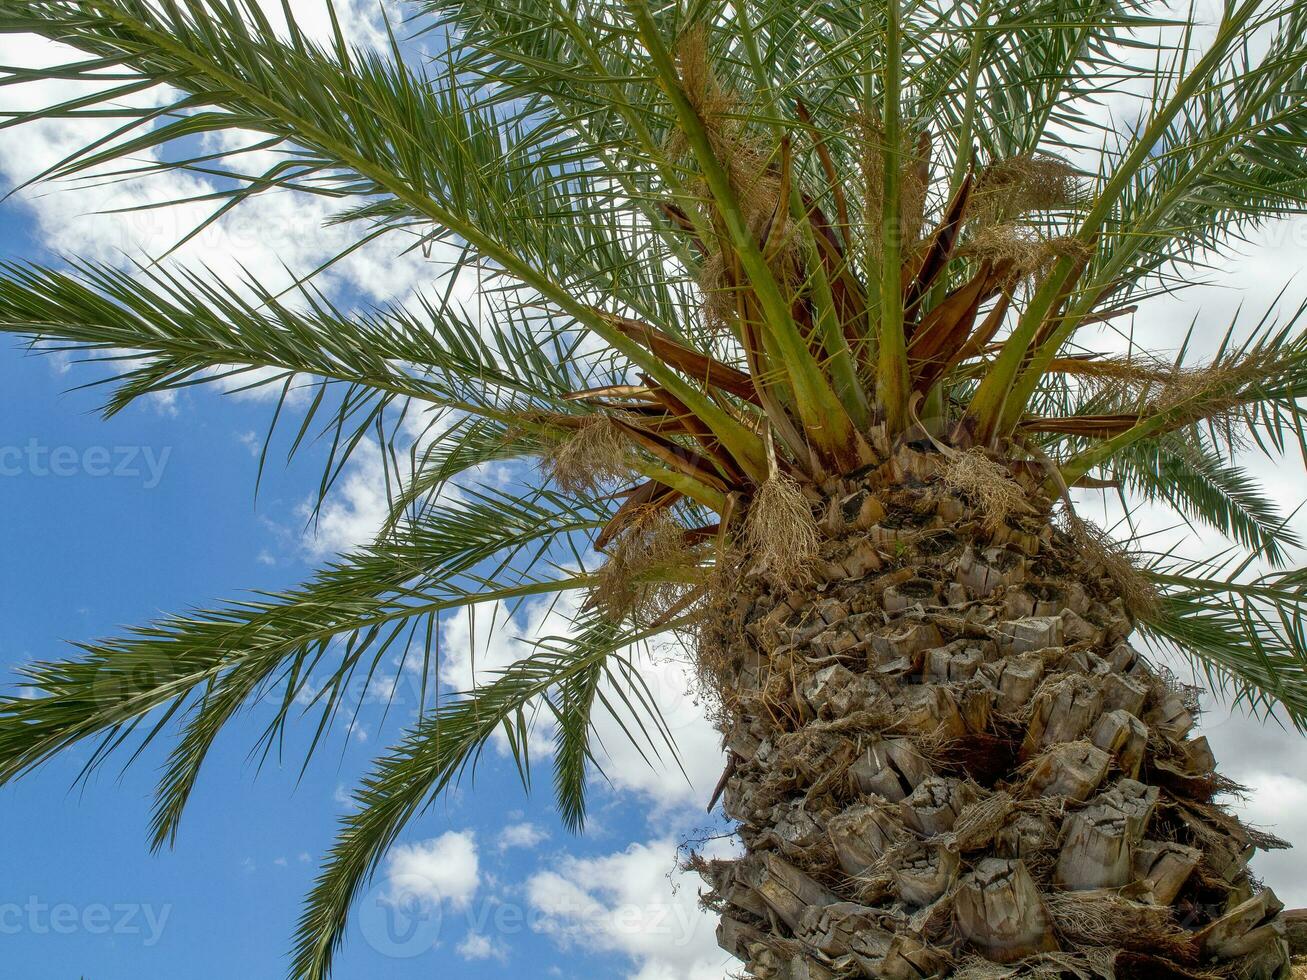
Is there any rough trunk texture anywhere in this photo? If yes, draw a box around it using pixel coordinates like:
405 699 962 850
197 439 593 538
693 444 1291 979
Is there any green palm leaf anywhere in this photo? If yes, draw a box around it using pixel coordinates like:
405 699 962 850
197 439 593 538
5 0 1307 976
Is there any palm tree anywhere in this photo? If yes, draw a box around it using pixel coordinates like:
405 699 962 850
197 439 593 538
4 0 1307 976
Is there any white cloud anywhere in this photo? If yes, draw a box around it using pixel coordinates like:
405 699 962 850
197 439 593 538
384 831 480 913
1236 769 1307 906
236 430 262 456
298 439 395 558
456 931 509 963
498 822 549 852
526 837 737 980
0 4 439 342
332 783 358 811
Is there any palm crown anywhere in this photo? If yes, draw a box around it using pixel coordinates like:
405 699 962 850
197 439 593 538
4 0 1307 976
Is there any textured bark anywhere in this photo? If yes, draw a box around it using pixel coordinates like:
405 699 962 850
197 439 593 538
694 445 1292 979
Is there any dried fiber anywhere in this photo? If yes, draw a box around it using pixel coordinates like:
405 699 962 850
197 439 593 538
744 475 820 584
1060 512 1159 620
592 509 698 622
961 224 1089 281
543 416 630 493
1046 891 1191 961
944 449 1027 530
972 154 1081 223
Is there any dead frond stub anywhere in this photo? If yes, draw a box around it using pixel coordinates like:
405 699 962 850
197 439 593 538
743 475 820 584
943 449 1027 530
543 416 630 494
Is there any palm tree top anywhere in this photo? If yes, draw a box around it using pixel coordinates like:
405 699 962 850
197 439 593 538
3 0 1307 976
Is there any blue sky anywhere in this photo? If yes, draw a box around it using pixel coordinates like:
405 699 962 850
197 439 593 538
0 219 735 979
5 5 1307 980
0 6 736 977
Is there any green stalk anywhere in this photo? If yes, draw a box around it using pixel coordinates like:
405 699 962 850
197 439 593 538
635 460 728 512
921 3 987 323
861 0 883 357
796 207 872 428
947 0 988 201
876 0 909 432
629 0 858 460
733 1 870 428
1057 414 1170 488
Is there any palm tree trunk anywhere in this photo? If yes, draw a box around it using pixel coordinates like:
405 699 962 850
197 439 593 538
696 445 1292 979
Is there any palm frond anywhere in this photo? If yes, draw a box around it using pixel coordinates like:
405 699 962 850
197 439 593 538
0 261 581 419
1110 432 1300 566
0 486 604 843
1141 560 1307 730
290 615 677 980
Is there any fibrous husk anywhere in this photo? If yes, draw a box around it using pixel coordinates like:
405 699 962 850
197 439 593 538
944 450 1027 530
947 791 1017 852
672 27 796 328
1051 349 1276 449
1059 512 1159 620
592 508 698 623
952 951 1114 980
1147 349 1281 448
1046 890 1193 961
543 415 631 493
744 475 820 585
971 154 1081 223
1050 353 1175 403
